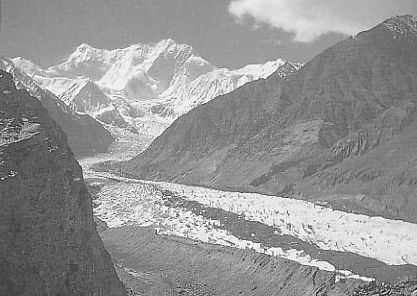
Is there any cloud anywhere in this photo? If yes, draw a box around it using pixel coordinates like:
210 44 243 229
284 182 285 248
229 0 417 42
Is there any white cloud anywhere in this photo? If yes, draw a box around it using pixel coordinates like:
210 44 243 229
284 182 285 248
229 0 417 42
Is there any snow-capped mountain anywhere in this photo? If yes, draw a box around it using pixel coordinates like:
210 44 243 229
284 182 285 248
11 39 302 140
0 57 114 156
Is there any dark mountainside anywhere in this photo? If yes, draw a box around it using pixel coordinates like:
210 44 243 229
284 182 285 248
0 70 126 295
122 15 417 223
0 58 114 156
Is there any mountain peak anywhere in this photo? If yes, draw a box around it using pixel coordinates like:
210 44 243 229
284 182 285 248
156 38 194 53
69 43 100 60
76 43 94 51
384 14 417 25
158 38 177 46
10 57 44 76
382 14 417 36
354 14 417 43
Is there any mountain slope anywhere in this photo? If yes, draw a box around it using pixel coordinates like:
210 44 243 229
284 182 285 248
102 227 359 296
11 40 301 142
121 15 417 223
0 70 126 295
0 57 114 156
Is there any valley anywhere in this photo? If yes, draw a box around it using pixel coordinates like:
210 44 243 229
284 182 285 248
79 154 417 294
2 2 417 295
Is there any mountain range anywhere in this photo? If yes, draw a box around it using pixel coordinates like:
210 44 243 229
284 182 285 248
120 15 417 223
11 39 302 141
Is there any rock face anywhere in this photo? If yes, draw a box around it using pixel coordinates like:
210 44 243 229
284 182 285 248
0 70 126 295
122 15 417 222
0 58 114 156
353 278 417 296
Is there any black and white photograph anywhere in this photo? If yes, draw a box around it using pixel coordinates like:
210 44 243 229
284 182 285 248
1 0 417 295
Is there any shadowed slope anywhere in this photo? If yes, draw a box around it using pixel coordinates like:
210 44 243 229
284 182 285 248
0 70 126 296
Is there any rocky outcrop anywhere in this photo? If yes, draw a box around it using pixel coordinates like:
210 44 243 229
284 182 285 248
0 57 114 156
121 15 417 222
95 108 138 134
353 278 417 296
0 70 126 295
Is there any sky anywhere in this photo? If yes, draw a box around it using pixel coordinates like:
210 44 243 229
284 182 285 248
1 0 416 69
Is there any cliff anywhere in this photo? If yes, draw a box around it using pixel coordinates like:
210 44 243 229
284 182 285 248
0 70 126 295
